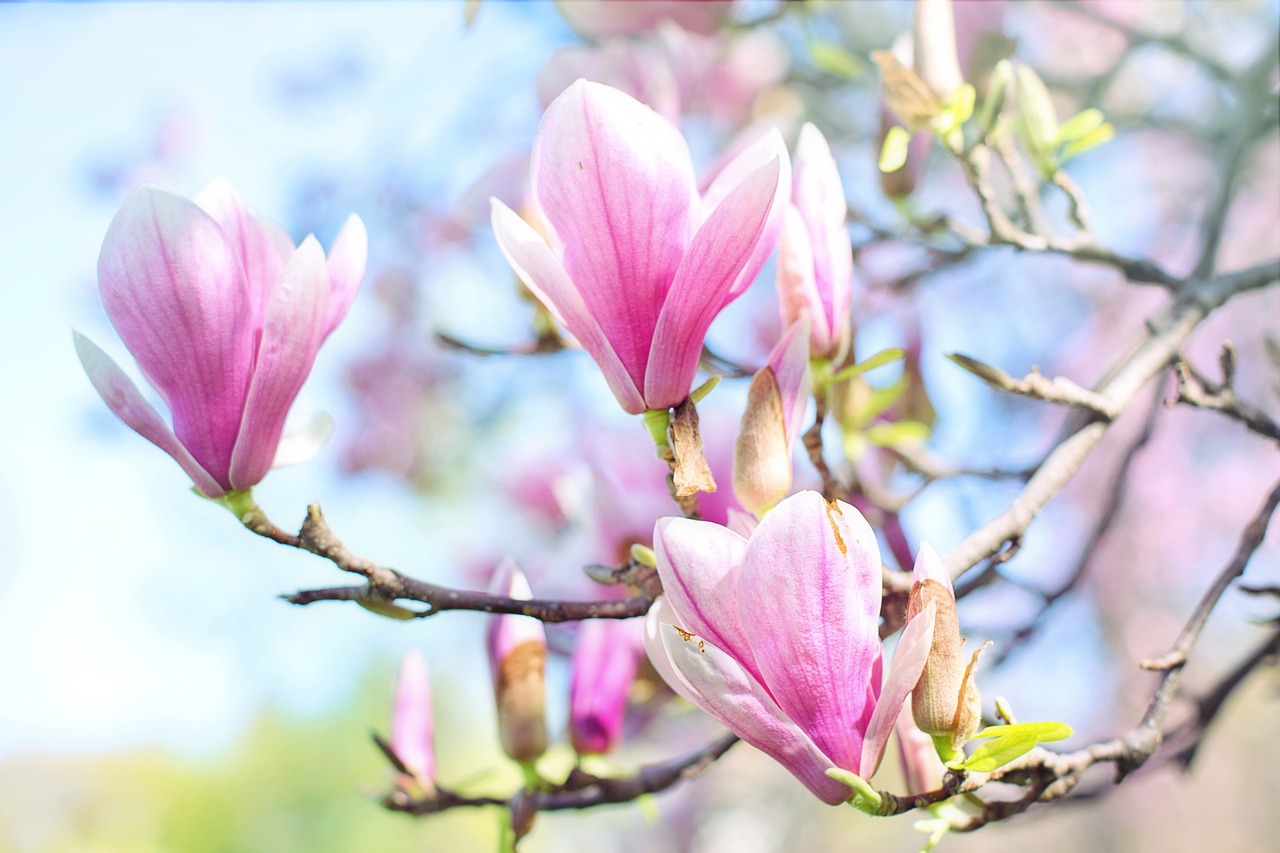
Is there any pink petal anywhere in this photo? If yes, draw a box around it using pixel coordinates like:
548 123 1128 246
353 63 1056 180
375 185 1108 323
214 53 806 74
725 507 759 538
912 541 954 595
391 649 435 785
776 204 831 354
654 619 851 805
645 155 782 408
74 331 224 497
569 617 640 755
736 492 883 774
491 200 645 413
766 317 813 446
195 177 290 332
228 236 330 490
859 600 936 778
792 123 853 358
701 128 791 298
486 560 546 675
533 79 698 394
97 184 255 484
323 214 368 339
652 516 761 684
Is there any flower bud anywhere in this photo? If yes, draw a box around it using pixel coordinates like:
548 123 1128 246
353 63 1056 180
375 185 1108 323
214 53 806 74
390 649 436 792
568 618 640 756
486 561 548 763
907 544 983 752
733 319 812 517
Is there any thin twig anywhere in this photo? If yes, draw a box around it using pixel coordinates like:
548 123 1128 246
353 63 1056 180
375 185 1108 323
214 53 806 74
1139 476 1280 672
385 733 740 816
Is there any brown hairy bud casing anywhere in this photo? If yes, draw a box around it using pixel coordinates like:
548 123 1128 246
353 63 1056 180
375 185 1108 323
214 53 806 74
908 577 982 748
733 366 791 515
494 639 549 762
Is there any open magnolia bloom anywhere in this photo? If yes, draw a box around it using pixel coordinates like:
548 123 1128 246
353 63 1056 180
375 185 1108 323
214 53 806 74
491 79 789 415
76 179 366 498
644 490 937 804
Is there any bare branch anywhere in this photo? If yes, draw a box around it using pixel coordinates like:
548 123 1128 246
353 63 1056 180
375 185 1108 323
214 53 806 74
947 353 1119 417
944 259 1280 582
1170 343 1280 443
385 733 740 816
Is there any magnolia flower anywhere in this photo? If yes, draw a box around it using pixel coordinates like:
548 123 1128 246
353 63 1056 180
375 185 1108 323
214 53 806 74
777 123 853 360
732 317 812 516
391 649 436 790
491 79 789 415
487 561 549 763
76 179 366 498
568 617 641 755
644 490 937 803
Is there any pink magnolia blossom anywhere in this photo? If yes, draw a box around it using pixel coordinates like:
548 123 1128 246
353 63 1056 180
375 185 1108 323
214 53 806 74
76 179 366 497
777 124 854 360
391 649 436 789
491 79 789 414
644 490 937 803
568 617 641 755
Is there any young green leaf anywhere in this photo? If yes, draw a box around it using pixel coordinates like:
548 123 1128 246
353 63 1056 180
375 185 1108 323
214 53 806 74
810 39 862 79
1056 108 1106 144
864 420 932 447
880 125 912 173
1059 122 1115 163
1014 64 1059 173
953 721 1074 772
831 347 907 383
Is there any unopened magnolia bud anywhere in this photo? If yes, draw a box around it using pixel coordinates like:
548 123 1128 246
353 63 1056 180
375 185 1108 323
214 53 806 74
734 366 792 516
486 561 549 763
569 618 640 756
907 544 982 750
390 649 436 792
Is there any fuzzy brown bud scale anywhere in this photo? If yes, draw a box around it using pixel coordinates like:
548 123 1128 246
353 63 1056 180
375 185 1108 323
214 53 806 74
908 577 982 748
495 639 549 762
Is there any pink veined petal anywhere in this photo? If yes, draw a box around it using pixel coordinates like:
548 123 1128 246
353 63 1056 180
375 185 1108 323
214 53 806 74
323 214 368 339
776 203 832 355
725 507 759 538
642 597 697 703
766 317 813 446
98 184 255 484
656 621 851 805
913 541 954 595
228 236 330 490
701 128 791 298
792 123 853 356
195 177 289 334
652 516 762 684
491 200 645 413
533 79 698 393
860 600 937 779
736 491 883 774
644 156 782 408
74 331 224 497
